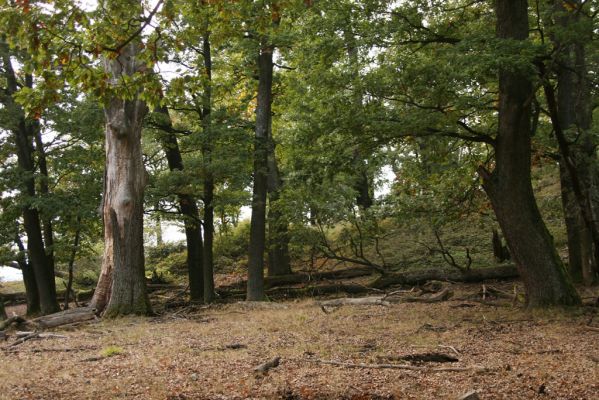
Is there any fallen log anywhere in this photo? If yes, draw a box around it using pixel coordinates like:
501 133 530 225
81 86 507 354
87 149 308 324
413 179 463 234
31 307 96 329
220 283 376 299
0 315 26 331
15 331 68 339
382 352 459 363
218 265 519 299
371 265 518 289
218 267 375 292
264 267 375 289
401 288 453 303
319 297 389 307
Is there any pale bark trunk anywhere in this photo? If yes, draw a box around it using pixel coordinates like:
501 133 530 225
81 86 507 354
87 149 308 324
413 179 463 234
92 40 151 317
479 0 580 307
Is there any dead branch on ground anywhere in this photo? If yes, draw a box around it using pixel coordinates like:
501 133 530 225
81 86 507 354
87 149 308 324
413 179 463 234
305 358 489 373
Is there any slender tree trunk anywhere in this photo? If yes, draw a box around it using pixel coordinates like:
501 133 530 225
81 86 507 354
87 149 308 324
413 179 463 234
201 31 215 303
32 112 56 283
559 164 585 281
1 44 59 315
478 0 579 307
153 105 204 301
344 24 372 210
92 39 151 317
15 233 40 315
155 211 163 246
267 134 292 276
0 297 6 321
64 222 81 310
247 45 274 301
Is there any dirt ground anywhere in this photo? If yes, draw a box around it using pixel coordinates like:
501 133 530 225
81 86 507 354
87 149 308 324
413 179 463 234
1 282 598 400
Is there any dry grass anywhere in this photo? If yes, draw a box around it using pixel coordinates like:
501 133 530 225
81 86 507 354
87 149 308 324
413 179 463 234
1 282 598 400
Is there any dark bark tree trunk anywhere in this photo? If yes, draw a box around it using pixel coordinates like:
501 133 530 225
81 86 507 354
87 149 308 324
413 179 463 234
32 113 56 283
1 44 59 315
478 0 580 307
64 222 81 310
344 23 373 210
201 31 215 303
15 233 40 315
267 134 292 276
155 211 163 246
552 1 598 285
0 297 6 321
153 105 204 301
92 39 151 317
247 44 274 301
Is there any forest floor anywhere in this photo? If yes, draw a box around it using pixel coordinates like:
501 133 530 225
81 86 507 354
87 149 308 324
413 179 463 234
1 280 598 400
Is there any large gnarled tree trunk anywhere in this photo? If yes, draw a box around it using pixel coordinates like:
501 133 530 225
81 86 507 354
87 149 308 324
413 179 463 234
478 0 579 307
91 39 151 317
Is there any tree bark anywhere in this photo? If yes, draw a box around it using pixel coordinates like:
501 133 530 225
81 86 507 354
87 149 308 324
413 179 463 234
267 134 292 276
201 31 215 303
32 115 56 284
14 233 40 315
478 0 579 307
1 44 59 315
64 222 81 310
153 105 204 301
92 39 151 317
247 44 274 301
343 23 373 210
552 1 599 285
0 296 6 321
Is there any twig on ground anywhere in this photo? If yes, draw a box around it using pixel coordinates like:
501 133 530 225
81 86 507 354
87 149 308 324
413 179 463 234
7 331 40 347
254 356 281 375
438 344 460 356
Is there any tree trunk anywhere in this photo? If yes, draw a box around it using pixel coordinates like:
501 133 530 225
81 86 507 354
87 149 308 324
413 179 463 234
552 1 599 285
32 117 56 284
155 211 163 246
1 44 59 315
153 105 204 301
202 31 215 303
15 234 40 315
92 40 151 317
267 133 292 276
478 0 579 307
64 222 81 310
0 297 6 321
247 45 274 301
344 23 373 210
